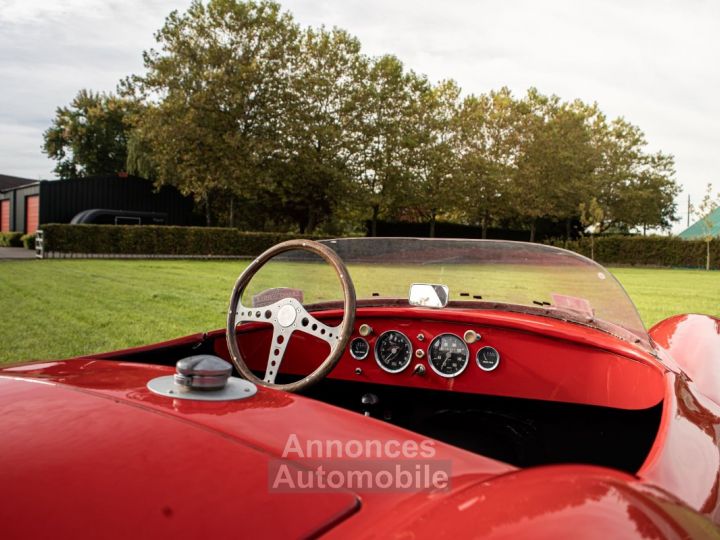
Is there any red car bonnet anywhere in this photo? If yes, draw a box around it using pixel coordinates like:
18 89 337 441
0 359 513 539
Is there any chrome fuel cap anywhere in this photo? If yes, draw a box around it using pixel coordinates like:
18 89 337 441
147 355 258 401
174 355 232 390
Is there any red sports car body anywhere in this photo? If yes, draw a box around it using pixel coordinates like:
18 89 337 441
1 238 719 539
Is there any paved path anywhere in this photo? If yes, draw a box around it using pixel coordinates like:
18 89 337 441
0 247 36 260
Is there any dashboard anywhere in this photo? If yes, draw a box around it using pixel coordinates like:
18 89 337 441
350 328 499 377
227 306 665 411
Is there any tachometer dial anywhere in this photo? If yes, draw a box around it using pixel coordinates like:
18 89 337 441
428 334 469 378
349 337 370 360
374 331 413 373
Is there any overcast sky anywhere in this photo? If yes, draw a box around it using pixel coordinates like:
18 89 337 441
1 0 718 231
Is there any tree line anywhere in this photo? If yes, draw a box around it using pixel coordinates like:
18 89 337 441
42 0 680 240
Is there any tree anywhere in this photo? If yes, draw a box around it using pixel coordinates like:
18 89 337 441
587 116 639 233
124 0 300 225
511 89 600 241
694 183 720 271
42 89 135 179
591 117 679 233
554 100 604 238
268 26 367 233
579 196 605 260
98 0 681 236
410 80 462 237
625 152 679 234
353 55 427 236
455 88 524 238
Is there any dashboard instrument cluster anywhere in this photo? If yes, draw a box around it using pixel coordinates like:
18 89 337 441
349 325 501 380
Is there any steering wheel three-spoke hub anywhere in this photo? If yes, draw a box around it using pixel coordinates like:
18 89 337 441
226 240 356 392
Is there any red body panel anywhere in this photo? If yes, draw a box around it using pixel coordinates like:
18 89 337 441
327 466 718 540
0 359 512 539
0 375 358 539
2 310 720 538
639 314 720 523
650 314 720 405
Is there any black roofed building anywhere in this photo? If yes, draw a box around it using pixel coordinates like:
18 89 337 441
0 174 196 234
0 174 36 191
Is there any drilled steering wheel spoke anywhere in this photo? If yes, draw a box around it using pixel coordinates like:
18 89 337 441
295 310 342 347
235 302 280 327
264 325 293 384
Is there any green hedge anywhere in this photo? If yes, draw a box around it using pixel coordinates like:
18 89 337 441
20 234 35 250
40 224 324 256
35 225 720 267
547 235 720 269
0 232 23 247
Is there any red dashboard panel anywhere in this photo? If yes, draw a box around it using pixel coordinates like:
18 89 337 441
217 307 665 411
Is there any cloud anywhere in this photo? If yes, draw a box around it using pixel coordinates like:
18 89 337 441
0 0 191 178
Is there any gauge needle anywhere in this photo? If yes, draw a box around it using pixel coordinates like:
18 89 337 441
441 353 451 370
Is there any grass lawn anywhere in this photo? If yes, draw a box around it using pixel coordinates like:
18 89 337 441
0 259 717 363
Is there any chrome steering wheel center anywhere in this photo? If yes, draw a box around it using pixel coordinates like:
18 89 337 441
277 304 297 327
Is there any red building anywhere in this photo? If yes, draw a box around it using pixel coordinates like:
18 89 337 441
0 174 36 233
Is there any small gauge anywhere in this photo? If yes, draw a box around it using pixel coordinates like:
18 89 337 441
349 337 370 360
476 346 500 371
428 334 469 378
374 331 413 373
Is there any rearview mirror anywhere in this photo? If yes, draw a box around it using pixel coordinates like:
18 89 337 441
408 283 449 309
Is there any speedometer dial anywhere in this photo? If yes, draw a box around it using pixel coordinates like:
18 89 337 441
374 331 413 373
428 334 469 378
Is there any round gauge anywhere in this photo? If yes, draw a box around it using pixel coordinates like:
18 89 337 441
349 337 370 360
374 331 413 373
476 346 500 371
428 334 469 378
